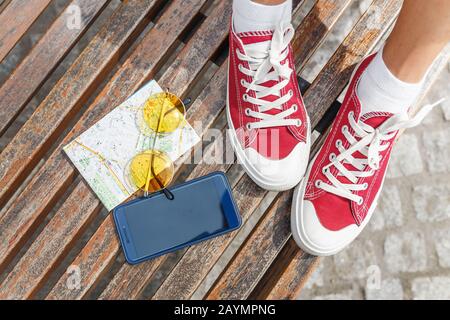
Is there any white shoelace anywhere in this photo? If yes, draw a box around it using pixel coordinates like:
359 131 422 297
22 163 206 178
316 99 445 205
236 23 301 130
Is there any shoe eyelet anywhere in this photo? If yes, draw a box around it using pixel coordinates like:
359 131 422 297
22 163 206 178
329 153 336 161
342 125 348 133
295 119 302 127
357 197 363 205
240 79 246 86
315 180 322 188
244 108 251 116
238 64 243 71
288 89 293 97
349 111 354 118
246 123 252 130
335 140 342 148
243 94 249 102
292 104 298 112
322 167 329 174
362 182 368 190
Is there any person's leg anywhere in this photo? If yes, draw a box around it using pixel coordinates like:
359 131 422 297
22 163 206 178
232 0 292 33
384 0 450 83
291 0 450 256
358 0 450 115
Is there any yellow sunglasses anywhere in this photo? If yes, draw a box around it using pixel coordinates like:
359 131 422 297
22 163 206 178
126 91 187 198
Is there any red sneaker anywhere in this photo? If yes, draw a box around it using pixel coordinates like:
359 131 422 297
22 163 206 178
291 54 442 256
227 20 310 191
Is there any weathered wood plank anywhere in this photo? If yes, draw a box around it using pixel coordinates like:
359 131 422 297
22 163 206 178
205 0 403 300
0 0 12 15
0 0 163 208
292 0 351 70
0 0 168 273
0 182 102 299
206 191 293 300
0 0 52 63
253 238 318 300
0 0 209 298
44 0 231 299
0 0 110 136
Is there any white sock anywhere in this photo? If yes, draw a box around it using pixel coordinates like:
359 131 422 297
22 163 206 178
357 47 425 115
232 0 292 34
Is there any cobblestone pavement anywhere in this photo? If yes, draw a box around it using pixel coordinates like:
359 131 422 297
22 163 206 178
298 66 450 300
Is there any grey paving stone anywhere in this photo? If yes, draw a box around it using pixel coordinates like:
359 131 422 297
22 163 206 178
442 100 450 121
369 185 403 231
413 183 450 222
422 127 450 174
387 134 424 178
313 290 356 300
384 231 427 273
412 277 450 300
365 278 404 300
333 240 378 280
433 228 450 268
303 260 324 289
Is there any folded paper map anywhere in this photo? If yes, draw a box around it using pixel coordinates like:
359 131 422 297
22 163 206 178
64 80 200 210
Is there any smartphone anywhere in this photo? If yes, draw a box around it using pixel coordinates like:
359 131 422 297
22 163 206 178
113 172 241 264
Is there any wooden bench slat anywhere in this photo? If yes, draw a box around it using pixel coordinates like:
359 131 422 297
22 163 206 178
254 238 318 299
0 0 165 274
0 0 52 63
258 45 450 300
0 0 163 209
205 0 403 300
0 0 109 136
0 0 12 15
0 182 102 299
0 0 209 299
206 191 293 300
25 0 231 300
292 0 352 71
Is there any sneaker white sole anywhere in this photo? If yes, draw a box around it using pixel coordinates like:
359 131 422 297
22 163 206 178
226 68 311 191
291 148 385 256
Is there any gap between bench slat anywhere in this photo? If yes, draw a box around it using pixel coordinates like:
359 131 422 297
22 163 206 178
0 0 53 64
0 0 110 136
0 0 166 292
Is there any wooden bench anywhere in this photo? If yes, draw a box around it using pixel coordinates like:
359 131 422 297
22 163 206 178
0 0 448 300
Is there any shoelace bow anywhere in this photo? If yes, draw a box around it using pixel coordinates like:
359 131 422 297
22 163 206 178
317 99 445 205
236 23 301 130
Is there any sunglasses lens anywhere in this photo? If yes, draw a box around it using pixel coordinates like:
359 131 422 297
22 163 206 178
143 92 185 134
129 150 174 193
